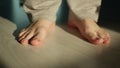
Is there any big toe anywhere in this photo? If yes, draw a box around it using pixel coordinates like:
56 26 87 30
30 30 47 46
30 39 44 46
92 38 104 45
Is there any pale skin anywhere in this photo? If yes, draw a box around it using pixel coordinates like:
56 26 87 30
18 19 55 46
68 12 110 45
18 17 110 46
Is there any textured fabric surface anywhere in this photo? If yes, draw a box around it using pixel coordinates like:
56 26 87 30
67 0 101 21
24 0 61 22
24 0 101 22
0 16 120 68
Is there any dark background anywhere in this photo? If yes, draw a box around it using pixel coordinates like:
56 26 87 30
98 0 120 32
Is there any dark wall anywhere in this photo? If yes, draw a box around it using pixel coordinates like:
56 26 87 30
98 0 120 32
99 0 120 26
0 0 13 19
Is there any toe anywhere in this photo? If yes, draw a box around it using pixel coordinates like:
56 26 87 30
92 38 104 45
85 32 105 45
30 30 47 46
30 39 44 46
103 33 111 45
98 30 111 45
20 39 29 45
19 31 34 45
18 29 26 37
103 38 110 45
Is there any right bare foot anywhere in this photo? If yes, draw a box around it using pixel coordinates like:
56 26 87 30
18 19 55 46
68 19 110 45
68 11 110 45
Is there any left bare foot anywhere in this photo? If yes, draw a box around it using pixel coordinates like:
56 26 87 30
18 19 55 46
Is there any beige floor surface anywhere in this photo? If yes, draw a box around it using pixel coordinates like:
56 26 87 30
0 17 120 68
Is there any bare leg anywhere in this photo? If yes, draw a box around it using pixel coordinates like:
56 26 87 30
18 19 55 46
68 11 110 45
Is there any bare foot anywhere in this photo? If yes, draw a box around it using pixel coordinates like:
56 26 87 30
68 16 110 45
18 19 55 46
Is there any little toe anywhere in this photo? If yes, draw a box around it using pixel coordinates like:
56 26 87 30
20 39 29 45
